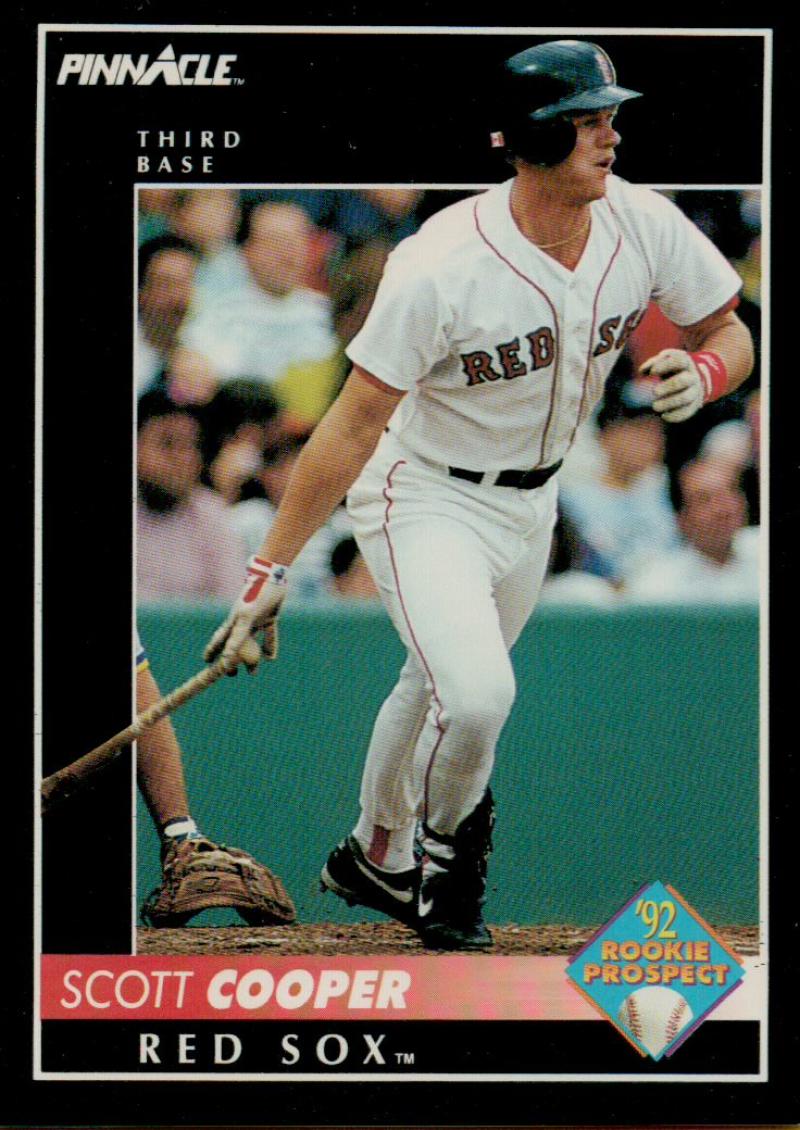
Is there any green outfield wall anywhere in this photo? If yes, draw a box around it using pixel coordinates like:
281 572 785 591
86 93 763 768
138 602 760 927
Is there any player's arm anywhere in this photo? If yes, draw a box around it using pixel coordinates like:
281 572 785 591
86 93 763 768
259 366 403 564
680 307 754 389
135 662 193 828
205 365 404 668
641 305 754 424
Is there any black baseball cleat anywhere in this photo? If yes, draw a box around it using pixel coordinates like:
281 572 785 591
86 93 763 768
415 789 496 952
320 835 420 927
416 869 494 951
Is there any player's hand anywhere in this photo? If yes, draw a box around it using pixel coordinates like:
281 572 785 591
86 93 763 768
640 349 705 424
204 556 290 674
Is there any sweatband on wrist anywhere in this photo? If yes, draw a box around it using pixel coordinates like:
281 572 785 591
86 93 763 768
690 351 729 403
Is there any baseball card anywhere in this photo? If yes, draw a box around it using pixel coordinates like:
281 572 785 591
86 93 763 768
13 10 799 1127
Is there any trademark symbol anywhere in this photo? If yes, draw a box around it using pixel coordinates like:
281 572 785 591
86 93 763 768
233 77 245 85
395 1051 415 1065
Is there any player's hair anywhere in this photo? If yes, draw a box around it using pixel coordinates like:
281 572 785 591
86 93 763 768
197 379 281 468
137 387 199 432
138 233 201 288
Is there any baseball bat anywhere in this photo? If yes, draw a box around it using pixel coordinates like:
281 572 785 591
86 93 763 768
40 654 237 814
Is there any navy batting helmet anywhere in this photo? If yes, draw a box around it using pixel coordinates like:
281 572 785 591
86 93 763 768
490 40 642 167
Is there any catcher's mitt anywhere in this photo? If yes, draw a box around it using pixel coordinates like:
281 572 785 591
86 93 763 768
141 836 297 927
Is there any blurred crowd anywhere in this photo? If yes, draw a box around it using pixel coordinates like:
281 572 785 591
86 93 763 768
136 186 762 609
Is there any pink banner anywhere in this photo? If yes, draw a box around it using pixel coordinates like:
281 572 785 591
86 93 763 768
42 954 593 1021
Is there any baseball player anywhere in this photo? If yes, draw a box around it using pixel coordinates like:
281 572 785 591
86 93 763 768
205 40 754 950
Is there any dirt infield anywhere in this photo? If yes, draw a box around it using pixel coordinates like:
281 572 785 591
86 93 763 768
138 922 759 957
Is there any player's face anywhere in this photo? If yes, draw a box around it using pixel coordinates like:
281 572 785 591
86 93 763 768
557 108 621 202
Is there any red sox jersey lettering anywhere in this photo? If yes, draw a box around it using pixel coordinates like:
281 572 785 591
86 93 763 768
593 307 644 356
461 327 556 385
347 176 741 472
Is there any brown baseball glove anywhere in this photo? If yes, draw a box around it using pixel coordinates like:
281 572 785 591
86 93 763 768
140 836 297 927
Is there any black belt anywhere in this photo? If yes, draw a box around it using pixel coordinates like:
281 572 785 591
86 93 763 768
448 460 562 489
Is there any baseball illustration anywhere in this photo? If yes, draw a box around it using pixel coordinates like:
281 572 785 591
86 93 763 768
617 986 693 1057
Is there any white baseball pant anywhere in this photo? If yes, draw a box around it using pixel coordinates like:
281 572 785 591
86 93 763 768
346 430 557 860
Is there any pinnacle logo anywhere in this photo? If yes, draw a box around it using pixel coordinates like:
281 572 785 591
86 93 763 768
56 43 240 86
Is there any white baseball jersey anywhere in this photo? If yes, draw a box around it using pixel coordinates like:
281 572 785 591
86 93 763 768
346 176 742 471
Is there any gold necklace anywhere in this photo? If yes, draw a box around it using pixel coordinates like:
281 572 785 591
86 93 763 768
532 214 592 250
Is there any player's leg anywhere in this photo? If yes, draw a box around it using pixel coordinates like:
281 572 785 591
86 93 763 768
351 504 518 828
319 651 429 927
410 503 556 949
341 515 537 878
321 508 513 934
343 500 522 944
382 514 516 949
493 492 558 650
351 494 555 854
324 446 554 944
354 651 429 865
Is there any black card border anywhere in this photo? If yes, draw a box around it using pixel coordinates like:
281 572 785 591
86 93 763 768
8 7 798 1127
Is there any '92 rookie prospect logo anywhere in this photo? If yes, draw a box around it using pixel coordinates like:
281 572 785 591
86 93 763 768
566 880 745 1060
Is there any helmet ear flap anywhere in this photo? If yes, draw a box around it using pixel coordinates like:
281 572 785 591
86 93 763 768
501 116 577 167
